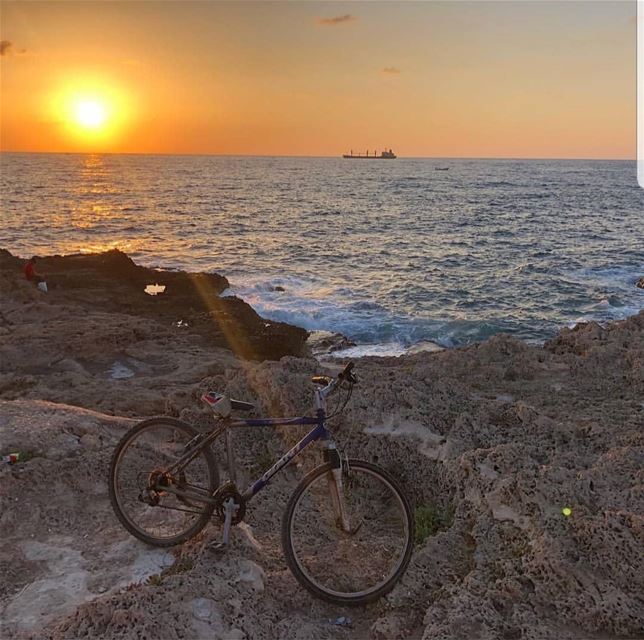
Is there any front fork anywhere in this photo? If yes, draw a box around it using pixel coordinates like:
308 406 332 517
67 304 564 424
324 443 352 533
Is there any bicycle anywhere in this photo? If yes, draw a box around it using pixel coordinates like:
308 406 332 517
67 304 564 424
108 362 414 605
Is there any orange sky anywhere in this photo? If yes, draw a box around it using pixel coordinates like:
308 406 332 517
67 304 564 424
0 1 637 159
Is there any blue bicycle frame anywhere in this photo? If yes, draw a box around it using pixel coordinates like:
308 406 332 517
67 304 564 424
233 414 328 500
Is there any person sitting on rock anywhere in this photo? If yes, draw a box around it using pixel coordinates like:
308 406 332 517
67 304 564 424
24 256 47 290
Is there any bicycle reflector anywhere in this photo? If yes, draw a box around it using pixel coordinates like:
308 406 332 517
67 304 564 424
202 392 232 418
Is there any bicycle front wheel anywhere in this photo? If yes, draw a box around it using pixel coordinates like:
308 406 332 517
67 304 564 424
282 459 414 606
109 417 219 547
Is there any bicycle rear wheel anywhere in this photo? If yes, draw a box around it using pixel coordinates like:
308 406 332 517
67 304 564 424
282 459 414 605
109 417 219 546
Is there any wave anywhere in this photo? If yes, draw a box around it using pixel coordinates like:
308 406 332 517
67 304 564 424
226 268 643 355
226 277 521 350
226 278 406 343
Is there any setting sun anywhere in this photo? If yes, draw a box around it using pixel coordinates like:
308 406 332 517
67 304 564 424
74 100 107 129
43 75 133 149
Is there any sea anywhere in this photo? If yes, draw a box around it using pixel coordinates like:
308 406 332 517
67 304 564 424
1 152 643 356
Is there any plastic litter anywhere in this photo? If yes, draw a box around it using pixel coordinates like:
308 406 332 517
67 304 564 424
2 452 21 464
144 283 166 296
330 616 352 627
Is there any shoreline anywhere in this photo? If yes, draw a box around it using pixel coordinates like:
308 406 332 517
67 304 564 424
3 246 642 361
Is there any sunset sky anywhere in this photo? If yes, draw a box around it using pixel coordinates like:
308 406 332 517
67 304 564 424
0 1 638 159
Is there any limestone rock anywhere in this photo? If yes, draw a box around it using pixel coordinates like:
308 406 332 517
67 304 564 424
0 248 308 362
0 271 642 640
237 560 265 593
306 330 357 356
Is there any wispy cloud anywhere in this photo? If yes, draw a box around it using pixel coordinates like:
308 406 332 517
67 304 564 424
317 14 357 27
381 67 401 75
1 40 28 56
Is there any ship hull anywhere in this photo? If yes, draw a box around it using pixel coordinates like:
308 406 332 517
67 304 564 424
342 155 396 159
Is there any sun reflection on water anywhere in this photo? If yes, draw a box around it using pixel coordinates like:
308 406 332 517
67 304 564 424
69 154 121 229
58 239 141 256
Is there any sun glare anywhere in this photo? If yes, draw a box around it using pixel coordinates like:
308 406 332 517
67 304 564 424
75 100 107 129
50 76 132 148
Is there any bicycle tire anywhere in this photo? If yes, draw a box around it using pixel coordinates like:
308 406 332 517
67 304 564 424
108 417 219 547
282 459 414 606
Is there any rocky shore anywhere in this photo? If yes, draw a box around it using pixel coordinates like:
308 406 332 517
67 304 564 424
0 249 308 364
0 249 642 640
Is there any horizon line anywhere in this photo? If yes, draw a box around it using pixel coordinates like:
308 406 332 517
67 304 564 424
0 150 635 162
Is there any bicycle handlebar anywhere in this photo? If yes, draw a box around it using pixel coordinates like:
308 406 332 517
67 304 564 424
312 362 357 402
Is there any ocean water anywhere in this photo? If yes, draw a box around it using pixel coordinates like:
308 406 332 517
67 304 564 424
1 152 643 354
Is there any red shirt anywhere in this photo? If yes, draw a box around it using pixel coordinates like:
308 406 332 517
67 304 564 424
24 262 35 280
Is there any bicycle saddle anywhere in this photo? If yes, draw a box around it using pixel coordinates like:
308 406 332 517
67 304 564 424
203 392 254 414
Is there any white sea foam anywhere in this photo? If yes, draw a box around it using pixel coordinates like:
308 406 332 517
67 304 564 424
331 343 407 358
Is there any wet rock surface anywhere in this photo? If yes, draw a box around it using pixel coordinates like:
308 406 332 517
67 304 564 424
1 247 642 639
306 330 357 357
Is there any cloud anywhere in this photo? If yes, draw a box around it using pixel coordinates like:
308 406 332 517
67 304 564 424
1 41 28 56
381 67 401 75
317 14 357 26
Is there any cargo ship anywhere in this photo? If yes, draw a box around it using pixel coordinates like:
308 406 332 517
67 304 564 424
343 149 397 159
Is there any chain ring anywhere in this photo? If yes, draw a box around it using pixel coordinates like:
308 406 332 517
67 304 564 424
212 482 246 524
